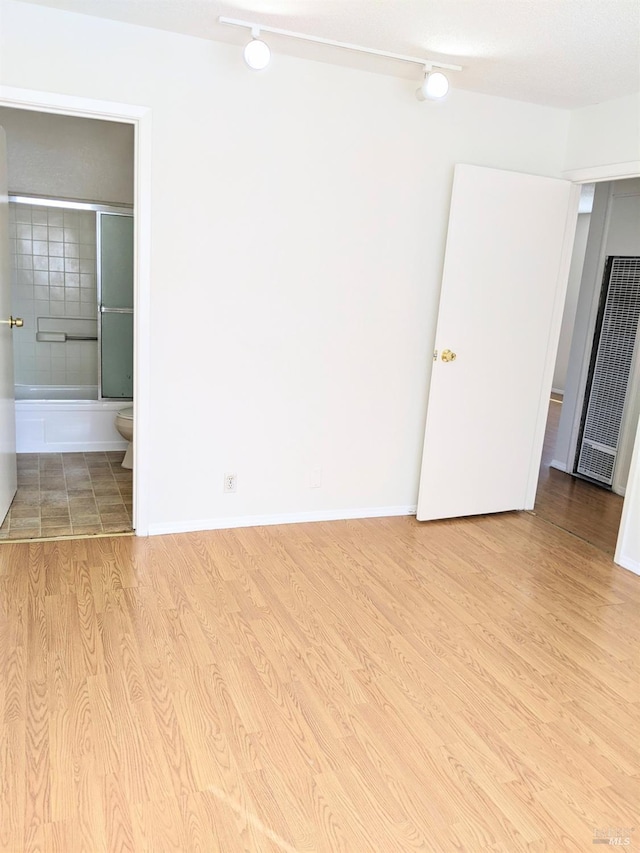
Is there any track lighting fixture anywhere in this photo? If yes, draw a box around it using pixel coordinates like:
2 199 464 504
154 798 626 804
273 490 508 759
219 17 462 99
243 27 271 70
416 67 450 101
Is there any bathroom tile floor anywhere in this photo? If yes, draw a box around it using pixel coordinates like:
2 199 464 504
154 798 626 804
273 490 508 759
0 451 133 540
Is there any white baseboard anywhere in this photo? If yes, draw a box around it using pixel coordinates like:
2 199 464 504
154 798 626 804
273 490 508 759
17 440 127 453
147 505 418 537
550 388 564 398
615 554 640 576
549 459 568 472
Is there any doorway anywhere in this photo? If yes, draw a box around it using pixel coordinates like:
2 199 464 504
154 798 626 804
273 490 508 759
0 92 150 537
533 179 640 555
2 200 134 541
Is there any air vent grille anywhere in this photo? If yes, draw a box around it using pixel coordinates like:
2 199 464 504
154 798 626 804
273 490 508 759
577 257 640 485
577 441 616 484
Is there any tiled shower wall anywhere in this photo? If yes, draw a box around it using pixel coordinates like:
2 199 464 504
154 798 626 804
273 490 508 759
9 202 98 387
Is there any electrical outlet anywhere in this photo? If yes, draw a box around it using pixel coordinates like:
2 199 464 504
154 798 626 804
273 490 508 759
223 473 237 493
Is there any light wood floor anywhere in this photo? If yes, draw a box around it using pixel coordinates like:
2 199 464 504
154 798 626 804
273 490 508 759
0 513 638 852
534 399 624 555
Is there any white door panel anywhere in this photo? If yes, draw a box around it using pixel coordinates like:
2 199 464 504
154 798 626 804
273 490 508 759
417 164 579 521
0 127 17 525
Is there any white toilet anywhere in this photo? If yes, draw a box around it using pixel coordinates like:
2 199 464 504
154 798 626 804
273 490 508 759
115 406 133 469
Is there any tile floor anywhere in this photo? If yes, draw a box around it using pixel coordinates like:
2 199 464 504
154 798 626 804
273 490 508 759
0 451 133 540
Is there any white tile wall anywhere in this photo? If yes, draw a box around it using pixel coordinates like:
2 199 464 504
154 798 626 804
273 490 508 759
9 203 98 387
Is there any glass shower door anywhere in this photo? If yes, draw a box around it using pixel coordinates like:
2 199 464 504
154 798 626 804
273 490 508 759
99 212 133 399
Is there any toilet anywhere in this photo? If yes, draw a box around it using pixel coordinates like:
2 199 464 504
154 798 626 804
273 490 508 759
115 406 133 469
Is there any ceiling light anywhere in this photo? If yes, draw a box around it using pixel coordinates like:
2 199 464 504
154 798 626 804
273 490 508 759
416 70 450 101
243 29 271 70
221 17 462 96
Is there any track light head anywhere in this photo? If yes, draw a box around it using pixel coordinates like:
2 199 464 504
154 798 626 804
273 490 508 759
243 30 271 70
416 69 450 101
219 17 463 94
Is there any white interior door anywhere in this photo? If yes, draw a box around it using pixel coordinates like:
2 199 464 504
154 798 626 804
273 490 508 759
417 164 579 521
0 127 18 524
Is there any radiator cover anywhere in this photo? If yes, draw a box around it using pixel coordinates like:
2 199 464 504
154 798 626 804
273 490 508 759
576 256 640 485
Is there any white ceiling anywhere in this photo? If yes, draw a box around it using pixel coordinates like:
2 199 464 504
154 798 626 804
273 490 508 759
15 0 640 109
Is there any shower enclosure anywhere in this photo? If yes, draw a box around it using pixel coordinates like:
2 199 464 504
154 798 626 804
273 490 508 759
9 196 134 451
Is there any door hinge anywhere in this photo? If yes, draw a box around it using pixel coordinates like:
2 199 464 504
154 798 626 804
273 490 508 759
433 349 438 362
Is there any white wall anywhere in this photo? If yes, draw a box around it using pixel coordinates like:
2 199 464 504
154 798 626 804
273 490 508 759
615 416 640 575
0 107 133 204
606 179 640 254
0 0 573 532
552 212 590 393
565 93 640 176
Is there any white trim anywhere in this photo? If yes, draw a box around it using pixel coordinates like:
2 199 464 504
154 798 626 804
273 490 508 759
0 86 148 121
0 85 152 536
148 505 418 536
9 195 132 213
615 413 640 572
549 459 568 472
524 181 581 508
562 161 640 184
19 440 126 453
563 183 614 475
614 555 640 576
550 387 564 397
132 111 152 536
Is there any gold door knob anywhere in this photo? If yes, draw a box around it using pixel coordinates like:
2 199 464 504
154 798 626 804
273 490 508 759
441 349 456 362
1 316 24 328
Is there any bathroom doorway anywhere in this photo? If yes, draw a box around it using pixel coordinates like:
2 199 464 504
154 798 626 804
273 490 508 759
0 108 135 541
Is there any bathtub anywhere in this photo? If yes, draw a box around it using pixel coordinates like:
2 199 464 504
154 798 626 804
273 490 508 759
14 385 130 453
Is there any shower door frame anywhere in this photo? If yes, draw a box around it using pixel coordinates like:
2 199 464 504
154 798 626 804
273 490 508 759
96 208 134 402
0 86 152 536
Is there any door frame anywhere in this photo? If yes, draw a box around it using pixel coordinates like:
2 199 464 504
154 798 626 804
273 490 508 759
0 85 151 535
563 161 640 575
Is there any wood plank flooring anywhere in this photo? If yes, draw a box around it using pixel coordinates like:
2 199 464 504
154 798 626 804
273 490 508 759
0 513 638 851
534 399 624 555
